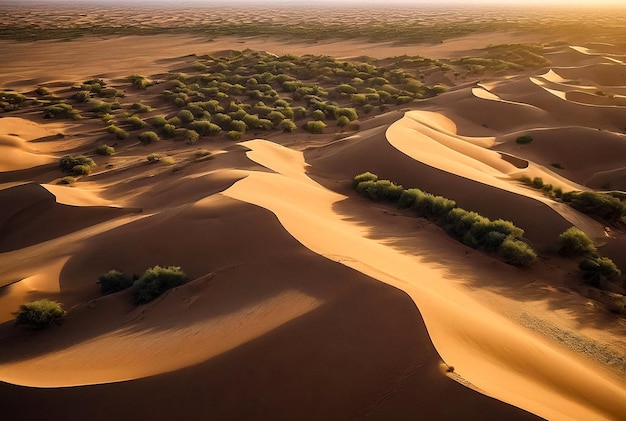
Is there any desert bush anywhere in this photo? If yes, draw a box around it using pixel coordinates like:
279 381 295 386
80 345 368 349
138 131 160 144
132 265 188 305
90 99 112 114
150 115 168 128
44 103 81 119
579 256 621 287
184 129 200 143
35 86 51 95
195 149 212 158
353 172 378 188
430 195 457 218
129 74 152 90
96 144 115 156
531 177 544 189
162 124 176 138
567 191 626 222
228 130 242 140
498 238 537 266
336 115 350 127
335 107 359 121
558 227 596 256
130 102 152 113
177 109 195 124
98 270 133 295
356 179 404 202
230 119 247 132
279 119 297 132
304 120 327 134
107 124 129 140
59 176 76 185
73 90 91 102
516 135 533 144
59 155 96 173
147 153 161 162
15 299 65 329
187 120 221 136
126 115 147 130
398 188 424 209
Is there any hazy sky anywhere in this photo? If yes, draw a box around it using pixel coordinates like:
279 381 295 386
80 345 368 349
15 0 626 5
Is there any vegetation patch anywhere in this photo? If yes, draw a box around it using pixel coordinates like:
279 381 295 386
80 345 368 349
353 172 536 266
132 265 188 305
14 299 65 329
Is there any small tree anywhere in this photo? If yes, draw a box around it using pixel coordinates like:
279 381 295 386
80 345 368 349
558 227 596 256
132 265 188 305
15 299 65 329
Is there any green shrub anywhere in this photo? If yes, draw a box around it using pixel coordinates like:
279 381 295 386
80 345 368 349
195 149 212 158
531 177 544 188
98 270 133 295
558 227 596 256
150 115 168 128
398 188 424 208
132 265 188 305
59 176 76 185
188 120 221 136
184 129 200 143
304 120 327 134
279 119 297 132
498 238 537 266
430 196 457 218
335 107 359 121
138 131 160 144
107 124 129 140
579 256 621 287
228 130 242 140
353 172 378 188
73 90 91 102
126 115 147 130
130 102 152 113
59 155 96 173
337 115 350 127
129 74 152 90
96 144 115 156
90 99 112 114
162 124 176 138
72 164 92 175
356 180 404 202
516 135 533 144
15 299 65 329
568 191 626 222
44 103 81 119
35 86 51 96
147 153 161 162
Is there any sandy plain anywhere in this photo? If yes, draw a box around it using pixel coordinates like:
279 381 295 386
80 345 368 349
1 4 626 421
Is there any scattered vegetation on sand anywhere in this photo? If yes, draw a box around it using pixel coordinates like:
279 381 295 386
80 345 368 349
98 270 133 295
14 299 65 329
43 102 82 119
353 172 536 266
138 131 160 144
132 265 188 305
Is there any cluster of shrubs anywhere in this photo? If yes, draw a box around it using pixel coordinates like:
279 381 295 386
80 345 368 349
14 299 65 329
59 155 96 176
520 176 625 223
0 90 26 111
98 265 188 305
353 172 536 266
557 226 621 293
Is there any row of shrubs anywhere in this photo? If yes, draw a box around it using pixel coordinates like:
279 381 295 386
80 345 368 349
520 176 626 223
353 172 537 266
13 265 189 329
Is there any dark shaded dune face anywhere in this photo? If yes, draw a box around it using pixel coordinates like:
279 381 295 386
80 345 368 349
0 183 135 253
495 127 626 187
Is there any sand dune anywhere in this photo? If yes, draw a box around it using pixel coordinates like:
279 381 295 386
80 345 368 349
1 25 626 421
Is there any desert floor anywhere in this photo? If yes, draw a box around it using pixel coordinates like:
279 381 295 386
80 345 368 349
1 5 626 421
